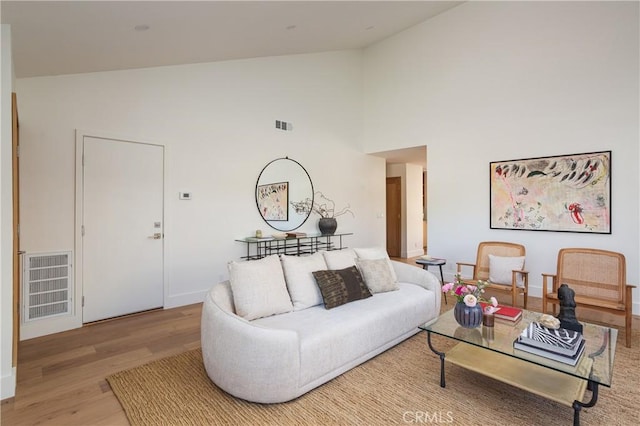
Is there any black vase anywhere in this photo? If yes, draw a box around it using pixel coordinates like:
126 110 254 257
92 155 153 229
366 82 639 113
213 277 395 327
453 302 483 329
318 217 337 235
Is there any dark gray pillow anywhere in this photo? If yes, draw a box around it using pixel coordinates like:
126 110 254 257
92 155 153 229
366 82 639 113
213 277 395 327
312 266 372 309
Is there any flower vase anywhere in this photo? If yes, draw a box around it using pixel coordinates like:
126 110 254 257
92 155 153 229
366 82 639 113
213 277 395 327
318 217 337 235
454 302 483 328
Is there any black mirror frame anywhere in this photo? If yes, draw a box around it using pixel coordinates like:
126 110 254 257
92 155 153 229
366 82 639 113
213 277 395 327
255 157 314 232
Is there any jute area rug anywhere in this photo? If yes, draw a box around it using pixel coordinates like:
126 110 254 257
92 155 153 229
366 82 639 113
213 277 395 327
107 331 639 426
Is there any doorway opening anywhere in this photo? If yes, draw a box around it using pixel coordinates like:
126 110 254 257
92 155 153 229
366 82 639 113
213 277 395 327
373 146 427 259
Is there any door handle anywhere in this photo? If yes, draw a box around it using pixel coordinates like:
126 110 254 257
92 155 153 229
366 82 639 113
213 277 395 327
149 233 162 240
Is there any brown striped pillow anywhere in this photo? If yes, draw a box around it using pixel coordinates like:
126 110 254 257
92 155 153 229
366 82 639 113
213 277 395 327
312 266 372 309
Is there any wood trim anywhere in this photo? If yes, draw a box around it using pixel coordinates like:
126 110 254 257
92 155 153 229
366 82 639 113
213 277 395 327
11 92 20 366
386 177 401 257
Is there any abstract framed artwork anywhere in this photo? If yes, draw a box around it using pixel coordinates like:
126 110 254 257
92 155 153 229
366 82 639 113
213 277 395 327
256 181 289 221
490 151 611 234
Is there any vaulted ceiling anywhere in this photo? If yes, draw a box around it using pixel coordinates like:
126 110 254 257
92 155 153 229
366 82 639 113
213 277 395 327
2 1 462 78
3 1 448 167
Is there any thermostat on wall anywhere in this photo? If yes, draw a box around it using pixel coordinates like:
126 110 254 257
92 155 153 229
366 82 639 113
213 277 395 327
179 192 192 200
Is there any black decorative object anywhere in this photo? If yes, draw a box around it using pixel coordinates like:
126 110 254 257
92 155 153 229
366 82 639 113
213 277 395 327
318 217 337 235
557 283 583 333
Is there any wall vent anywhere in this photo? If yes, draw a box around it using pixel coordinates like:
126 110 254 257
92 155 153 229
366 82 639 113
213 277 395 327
275 120 293 131
23 251 73 322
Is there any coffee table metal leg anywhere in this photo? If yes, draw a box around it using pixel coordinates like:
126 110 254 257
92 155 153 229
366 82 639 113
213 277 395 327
572 381 598 426
427 331 446 387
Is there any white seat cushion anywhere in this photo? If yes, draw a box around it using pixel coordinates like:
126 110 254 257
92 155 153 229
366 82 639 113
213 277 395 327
253 282 433 386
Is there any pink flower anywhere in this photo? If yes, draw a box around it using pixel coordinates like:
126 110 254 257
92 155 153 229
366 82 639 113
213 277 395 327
442 282 454 293
463 294 477 307
467 285 477 293
455 286 468 296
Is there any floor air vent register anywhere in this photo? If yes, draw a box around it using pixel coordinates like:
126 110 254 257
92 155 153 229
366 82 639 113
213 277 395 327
23 251 73 321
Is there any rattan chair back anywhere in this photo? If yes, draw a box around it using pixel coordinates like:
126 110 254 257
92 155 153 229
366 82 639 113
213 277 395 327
474 241 526 281
556 248 626 305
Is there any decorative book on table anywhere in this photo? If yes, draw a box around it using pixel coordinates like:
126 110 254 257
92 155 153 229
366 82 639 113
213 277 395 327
517 322 584 355
514 340 585 366
479 303 522 322
513 322 585 365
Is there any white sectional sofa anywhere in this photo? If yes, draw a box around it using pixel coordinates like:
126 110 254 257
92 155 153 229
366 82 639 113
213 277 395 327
201 248 442 403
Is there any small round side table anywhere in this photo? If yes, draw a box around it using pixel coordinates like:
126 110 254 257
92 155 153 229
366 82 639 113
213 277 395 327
415 257 447 304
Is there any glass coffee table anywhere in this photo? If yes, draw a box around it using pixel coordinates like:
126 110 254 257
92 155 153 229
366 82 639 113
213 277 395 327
420 308 617 426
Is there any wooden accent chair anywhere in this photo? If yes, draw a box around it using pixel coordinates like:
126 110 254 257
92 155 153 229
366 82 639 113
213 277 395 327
542 248 634 348
456 241 529 308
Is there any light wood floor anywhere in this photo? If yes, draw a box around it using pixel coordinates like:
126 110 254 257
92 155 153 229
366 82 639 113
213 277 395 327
1 304 203 426
2 258 637 425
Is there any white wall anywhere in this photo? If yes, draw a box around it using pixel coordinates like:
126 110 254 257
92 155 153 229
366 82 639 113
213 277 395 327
364 1 639 313
17 50 387 338
1 24 16 400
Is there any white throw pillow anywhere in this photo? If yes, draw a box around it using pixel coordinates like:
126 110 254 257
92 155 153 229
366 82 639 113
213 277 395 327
488 254 525 287
354 247 398 282
280 252 327 310
228 255 293 320
322 248 357 270
355 258 399 294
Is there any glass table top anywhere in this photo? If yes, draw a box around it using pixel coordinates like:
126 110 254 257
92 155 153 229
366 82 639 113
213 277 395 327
419 307 617 387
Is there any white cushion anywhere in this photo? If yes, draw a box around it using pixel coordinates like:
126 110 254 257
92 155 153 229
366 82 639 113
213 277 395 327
280 253 327 310
354 247 398 282
253 282 434 388
228 255 293 320
356 258 399 293
322 248 357 270
488 254 525 287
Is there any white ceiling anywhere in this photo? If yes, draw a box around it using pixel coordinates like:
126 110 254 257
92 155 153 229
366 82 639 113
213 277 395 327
2 0 454 167
2 0 462 78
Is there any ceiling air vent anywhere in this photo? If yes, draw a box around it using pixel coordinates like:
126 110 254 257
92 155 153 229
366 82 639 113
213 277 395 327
23 251 73 322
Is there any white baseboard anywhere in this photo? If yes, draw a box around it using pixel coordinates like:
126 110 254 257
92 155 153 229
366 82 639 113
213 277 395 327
403 249 425 258
164 289 208 309
1 367 16 400
21 315 82 341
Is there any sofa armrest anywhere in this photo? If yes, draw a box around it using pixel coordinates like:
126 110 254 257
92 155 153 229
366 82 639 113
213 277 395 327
201 282 301 403
391 260 442 315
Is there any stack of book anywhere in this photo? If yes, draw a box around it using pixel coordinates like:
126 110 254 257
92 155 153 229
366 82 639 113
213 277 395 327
286 231 307 238
513 322 585 366
494 305 522 323
479 304 522 323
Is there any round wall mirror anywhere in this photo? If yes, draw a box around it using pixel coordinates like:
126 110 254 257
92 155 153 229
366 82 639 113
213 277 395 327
255 157 314 232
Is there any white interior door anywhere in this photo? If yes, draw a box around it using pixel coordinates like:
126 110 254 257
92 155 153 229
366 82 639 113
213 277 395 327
82 136 164 323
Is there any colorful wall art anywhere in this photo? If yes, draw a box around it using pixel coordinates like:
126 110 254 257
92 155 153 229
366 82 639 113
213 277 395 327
257 181 289 221
490 151 611 233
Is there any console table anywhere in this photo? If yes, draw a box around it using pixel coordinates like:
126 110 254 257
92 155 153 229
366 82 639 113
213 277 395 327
236 232 352 260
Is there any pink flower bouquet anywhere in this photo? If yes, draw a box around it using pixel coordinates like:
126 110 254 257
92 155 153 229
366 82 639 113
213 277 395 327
442 273 498 312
